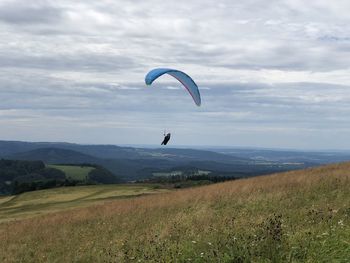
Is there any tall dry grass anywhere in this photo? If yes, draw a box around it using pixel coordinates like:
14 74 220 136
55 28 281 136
1 162 350 262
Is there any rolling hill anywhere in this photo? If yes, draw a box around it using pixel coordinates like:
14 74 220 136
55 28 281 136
0 158 120 195
7 147 99 164
0 184 168 222
0 140 250 163
0 141 311 182
0 162 349 262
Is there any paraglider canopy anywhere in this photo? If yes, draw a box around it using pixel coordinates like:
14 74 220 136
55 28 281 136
145 68 201 106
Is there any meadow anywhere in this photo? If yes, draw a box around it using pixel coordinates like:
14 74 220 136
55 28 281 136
0 162 350 262
0 184 167 222
47 164 95 181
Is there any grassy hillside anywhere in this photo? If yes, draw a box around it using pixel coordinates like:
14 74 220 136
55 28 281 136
48 164 94 181
0 184 167 222
1 163 350 262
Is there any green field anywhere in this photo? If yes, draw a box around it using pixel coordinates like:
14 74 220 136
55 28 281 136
0 184 168 222
47 164 95 181
0 163 350 262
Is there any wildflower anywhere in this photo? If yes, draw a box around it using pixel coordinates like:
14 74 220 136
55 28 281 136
191 240 197 244
200 252 204 257
207 242 212 246
338 220 344 226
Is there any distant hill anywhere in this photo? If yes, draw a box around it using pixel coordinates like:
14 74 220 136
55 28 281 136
210 147 350 164
152 148 249 163
0 140 248 163
8 148 99 164
6 147 300 182
0 141 42 156
0 157 119 195
0 159 65 194
0 140 312 182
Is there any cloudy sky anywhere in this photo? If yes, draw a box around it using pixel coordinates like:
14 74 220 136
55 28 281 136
0 0 350 149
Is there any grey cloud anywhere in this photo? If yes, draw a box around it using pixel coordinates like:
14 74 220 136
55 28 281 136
0 0 350 148
0 1 63 25
0 53 137 72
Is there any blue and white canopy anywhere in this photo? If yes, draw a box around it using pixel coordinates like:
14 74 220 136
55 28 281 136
145 68 201 106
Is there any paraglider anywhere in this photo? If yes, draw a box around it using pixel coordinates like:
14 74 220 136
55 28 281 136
145 68 201 106
161 132 171 145
145 68 201 146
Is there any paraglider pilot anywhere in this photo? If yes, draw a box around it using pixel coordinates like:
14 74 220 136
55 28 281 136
161 133 171 145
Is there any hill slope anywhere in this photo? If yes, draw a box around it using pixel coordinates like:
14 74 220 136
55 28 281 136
0 163 349 262
0 140 249 163
0 184 167 222
7 147 99 164
5 143 305 181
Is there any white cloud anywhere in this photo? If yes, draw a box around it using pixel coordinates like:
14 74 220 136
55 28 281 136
0 0 349 149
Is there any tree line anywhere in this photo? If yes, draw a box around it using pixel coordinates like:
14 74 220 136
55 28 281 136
0 160 118 195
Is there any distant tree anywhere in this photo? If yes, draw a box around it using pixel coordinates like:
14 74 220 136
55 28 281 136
37 168 65 180
88 166 119 184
